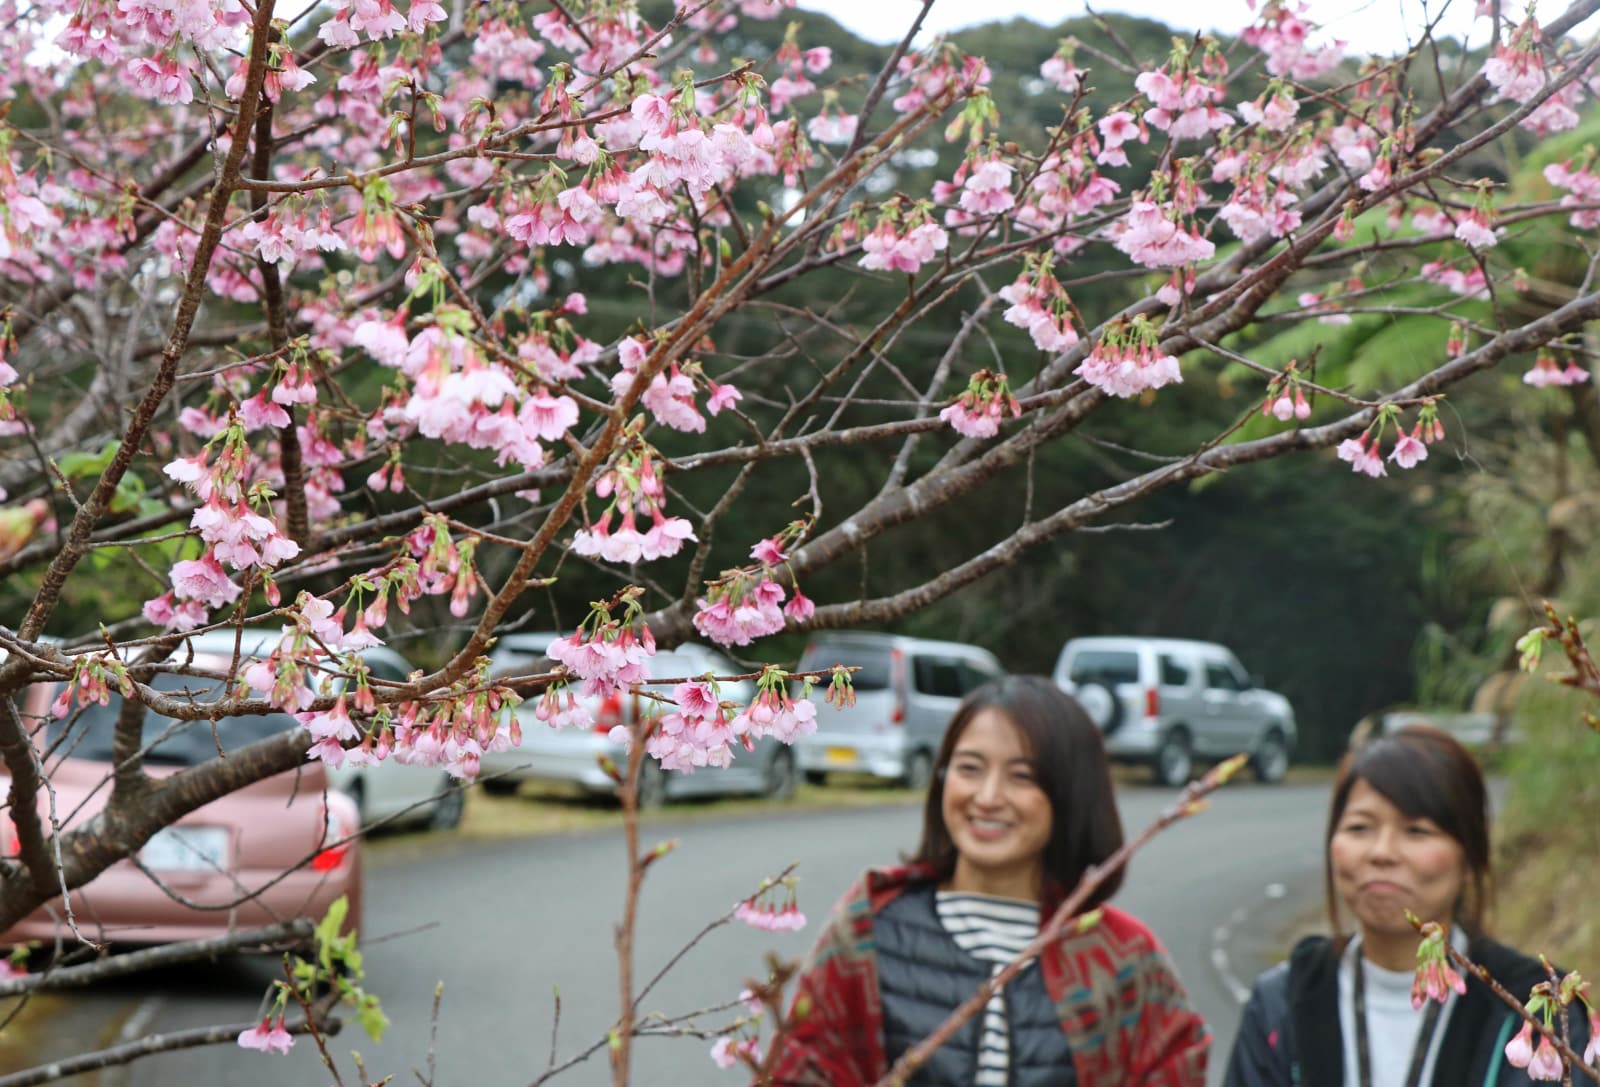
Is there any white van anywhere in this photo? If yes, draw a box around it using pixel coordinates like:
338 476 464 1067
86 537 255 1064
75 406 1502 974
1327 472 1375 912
794 633 1003 789
1052 636 1296 787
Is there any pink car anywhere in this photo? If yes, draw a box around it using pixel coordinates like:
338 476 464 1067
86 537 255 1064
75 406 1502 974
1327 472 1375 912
3 666 362 947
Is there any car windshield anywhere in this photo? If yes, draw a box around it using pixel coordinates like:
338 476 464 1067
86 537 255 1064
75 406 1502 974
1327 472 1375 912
46 673 298 767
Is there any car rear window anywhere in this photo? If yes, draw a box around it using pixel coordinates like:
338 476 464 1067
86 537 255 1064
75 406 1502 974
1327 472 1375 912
1068 650 1140 686
46 673 297 767
798 644 892 690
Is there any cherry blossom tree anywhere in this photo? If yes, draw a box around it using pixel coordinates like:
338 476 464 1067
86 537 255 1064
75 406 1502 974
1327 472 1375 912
5 0 1600 1081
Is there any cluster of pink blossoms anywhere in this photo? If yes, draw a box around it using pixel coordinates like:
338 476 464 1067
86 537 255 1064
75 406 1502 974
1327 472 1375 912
710 1036 763 1070
1134 42 1231 142
1500 971 1600 1082
1039 42 1084 94
1240 0 1345 79
891 45 990 116
351 302 583 473
1522 353 1591 388
1217 171 1302 246
693 529 814 648
547 615 655 700
572 443 696 564
766 29 831 113
1113 177 1214 269
1075 316 1181 399
1543 158 1600 229
1484 17 1583 135
611 336 743 434
734 873 807 933
734 899 807 932
999 259 1079 353
149 421 301 629
940 370 1021 440
237 1016 295 1055
644 667 816 773
648 679 742 771
858 204 950 275
1336 407 1445 478
1261 383 1312 423
238 206 345 268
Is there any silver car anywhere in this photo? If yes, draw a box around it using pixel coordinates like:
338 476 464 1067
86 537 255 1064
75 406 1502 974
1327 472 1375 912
1052 636 1296 787
792 632 1004 789
481 634 797 806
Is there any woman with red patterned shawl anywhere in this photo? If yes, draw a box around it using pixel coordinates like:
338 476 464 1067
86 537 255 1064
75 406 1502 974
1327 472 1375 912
768 675 1209 1087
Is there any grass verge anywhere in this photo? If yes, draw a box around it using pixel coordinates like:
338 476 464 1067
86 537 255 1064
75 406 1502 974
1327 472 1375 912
368 774 922 862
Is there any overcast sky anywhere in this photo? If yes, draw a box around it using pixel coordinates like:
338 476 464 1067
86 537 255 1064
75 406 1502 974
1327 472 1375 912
793 0 1509 56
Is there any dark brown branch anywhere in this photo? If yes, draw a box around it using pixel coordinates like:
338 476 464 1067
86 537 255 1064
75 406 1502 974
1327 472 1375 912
0 1013 338 1087
0 919 312 996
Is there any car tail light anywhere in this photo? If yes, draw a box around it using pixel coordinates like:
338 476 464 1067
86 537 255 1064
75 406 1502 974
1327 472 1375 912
313 805 353 873
1145 688 1161 718
0 817 16 859
889 649 907 725
593 691 624 735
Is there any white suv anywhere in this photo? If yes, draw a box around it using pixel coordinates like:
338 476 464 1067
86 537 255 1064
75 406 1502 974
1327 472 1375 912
1051 637 1295 787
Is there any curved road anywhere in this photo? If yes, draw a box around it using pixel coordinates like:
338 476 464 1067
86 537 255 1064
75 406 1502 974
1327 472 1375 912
45 780 1327 1087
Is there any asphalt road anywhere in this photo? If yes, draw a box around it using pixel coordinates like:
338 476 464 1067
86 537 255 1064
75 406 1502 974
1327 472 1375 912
38 779 1328 1087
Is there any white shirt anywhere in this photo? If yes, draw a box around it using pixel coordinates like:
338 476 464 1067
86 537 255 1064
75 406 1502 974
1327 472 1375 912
934 891 1039 1087
1337 933 1462 1087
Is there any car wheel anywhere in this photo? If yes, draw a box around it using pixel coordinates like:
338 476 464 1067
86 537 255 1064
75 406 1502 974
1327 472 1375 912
902 749 934 791
803 770 828 787
764 748 798 801
1075 681 1125 735
480 778 521 797
428 781 466 831
634 757 666 809
1153 730 1193 788
1251 730 1290 785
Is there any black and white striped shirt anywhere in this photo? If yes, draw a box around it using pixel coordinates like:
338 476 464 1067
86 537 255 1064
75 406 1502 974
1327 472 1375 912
934 891 1041 1087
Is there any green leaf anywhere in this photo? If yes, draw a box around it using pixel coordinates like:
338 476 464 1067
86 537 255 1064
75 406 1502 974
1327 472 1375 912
108 474 146 515
356 993 389 1042
318 895 349 938
57 441 121 481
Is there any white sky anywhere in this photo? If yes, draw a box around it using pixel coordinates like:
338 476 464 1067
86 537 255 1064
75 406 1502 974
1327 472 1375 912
795 0 1508 56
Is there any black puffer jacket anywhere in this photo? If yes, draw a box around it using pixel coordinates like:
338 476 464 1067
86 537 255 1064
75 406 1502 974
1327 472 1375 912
875 884 1075 1087
1224 934 1592 1087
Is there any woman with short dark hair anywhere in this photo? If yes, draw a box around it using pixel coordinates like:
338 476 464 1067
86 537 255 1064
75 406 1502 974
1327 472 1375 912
1224 724 1590 1087
769 675 1209 1087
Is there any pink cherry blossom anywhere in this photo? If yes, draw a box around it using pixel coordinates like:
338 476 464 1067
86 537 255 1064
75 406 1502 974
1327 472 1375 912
1505 1022 1536 1068
1528 1037 1563 1081
170 552 243 609
237 1017 294 1054
1389 430 1428 470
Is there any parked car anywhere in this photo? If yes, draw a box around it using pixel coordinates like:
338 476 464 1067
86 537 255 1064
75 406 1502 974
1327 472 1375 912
181 631 464 833
5 665 364 948
481 633 797 806
792 632 1004 788
1051 636 1296 787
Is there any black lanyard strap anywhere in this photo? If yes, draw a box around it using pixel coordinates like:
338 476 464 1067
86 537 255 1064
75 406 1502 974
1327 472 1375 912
1352 955 1445 1087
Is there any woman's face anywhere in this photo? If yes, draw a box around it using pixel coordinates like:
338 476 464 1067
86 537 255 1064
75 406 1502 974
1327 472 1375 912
940 708 1053 898
1330 779 1468 938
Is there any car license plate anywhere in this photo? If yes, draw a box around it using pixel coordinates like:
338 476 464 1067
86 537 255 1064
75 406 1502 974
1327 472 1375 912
140 827 230 873
826 746 856 765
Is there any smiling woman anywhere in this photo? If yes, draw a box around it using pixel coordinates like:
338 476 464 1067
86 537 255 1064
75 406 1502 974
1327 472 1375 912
769 676 1209 1087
